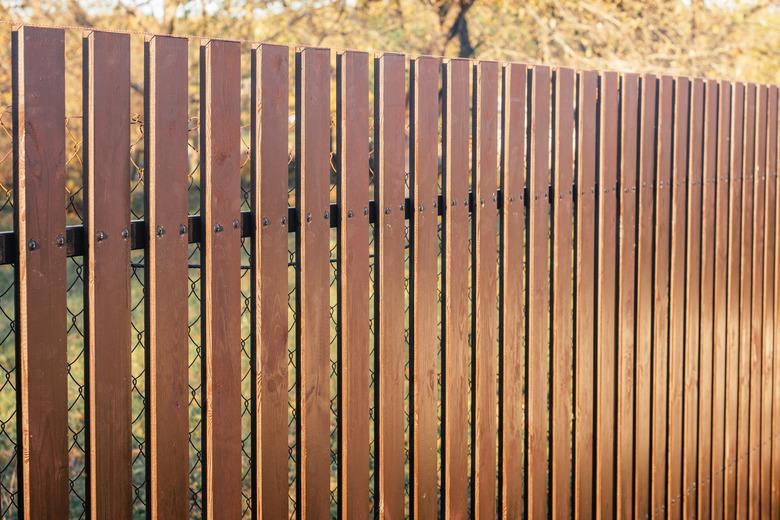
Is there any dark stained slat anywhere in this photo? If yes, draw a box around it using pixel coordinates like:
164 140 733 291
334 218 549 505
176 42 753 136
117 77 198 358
144 35 191 519
375 52 406 519
12 26 69 519
551 66 574 520
667 76 690 518
409 55 440 520
472 59 499 519
574 69 598 520
616 72 639 520
634 73 658 520
442 57 471 518
84 29 132 519
336 50 370 520
710 79 732 520
295 47 332 518
527 64 551 520
251 43 290 520
499 62 526 520
200 39 243 519
725 82 746 519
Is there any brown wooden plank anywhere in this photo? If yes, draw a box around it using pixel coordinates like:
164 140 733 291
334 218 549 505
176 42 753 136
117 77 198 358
697 78 718 519
410 54 439 520
616 72 638 520
651 74 674 519
773 83 780 520
200 39 243 519
761 84 778 520
144 34 191 519
725 82 746 519
595 70 618 520
251 43 290 520
12 26 68 519
574 69 597 520
84 29 132 519
710 79 732 520
551 66 574 520
749 83 768 519
666 75 690 518
295 47 331 518
472 59 499 519
336 50 370 520
634 72 658 520
527 64 551 520
442 57 470 518
737 82 756 519
499 61 526 520
375 52 406 519
683 78 704 518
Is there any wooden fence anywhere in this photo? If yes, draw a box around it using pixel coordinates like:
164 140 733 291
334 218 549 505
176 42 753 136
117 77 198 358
4 23 780 519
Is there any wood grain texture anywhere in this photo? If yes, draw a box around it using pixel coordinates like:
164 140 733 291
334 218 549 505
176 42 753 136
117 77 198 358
144 35 191 520
409 55 440 520
725 82 745 520
375 52 407 520
251 43 290 520
336 50 370 520
761 84 777 520
737 82 756 520
667 76 690 518
683 78 704 518
697 78 718 519
84 29 132 520
442 58 471 519
634 73 658 520
200 39 243 520
596 70 618 520
499 62 526 520
551 66 574 520
527 64 551 520
616 72 638 520
574 69 597 520
773 82 780 520
295 47 332 518
710 79 731 520
472 59 499 519
12 26 69 520
651 74 674 519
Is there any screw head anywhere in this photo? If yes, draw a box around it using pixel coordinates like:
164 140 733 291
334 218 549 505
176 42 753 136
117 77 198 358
214 223 224 233
156 226 166 237
306 212 312 223
347 209 354 218
232 219 240 229
55 234 65 247
384 207 391 215
363 207 368 216
179 224 188 235
96 231 107 242
324 211 330 219
27 239 38 251
121 228 130 239
262 217 271 227
280 216 287 226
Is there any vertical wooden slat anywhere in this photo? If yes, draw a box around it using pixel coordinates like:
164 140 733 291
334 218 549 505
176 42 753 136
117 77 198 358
634 72 658 520
761 84 778 520
574 69 597 520
251 43 289 520
773 83 780 520
295 47 331 518
667 75 690 518
410 54 439 520
527 64 551 520
84 29 131 519
697 78 718 519
144 35 190 519
651 74 674 518
12 26 68 519
336 50 370 520
200 39 242 519
375 52 406 519
551 66 574 520
442 57 470 518
725 82 745 519
737 82 756 519
616 72 638 520
499 62 526 520
711 79 732 520
749 83 767 519
472 60 499 519
683 78 704 518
